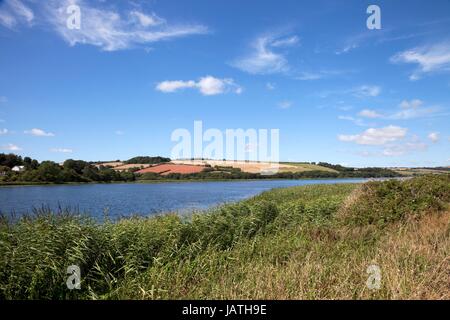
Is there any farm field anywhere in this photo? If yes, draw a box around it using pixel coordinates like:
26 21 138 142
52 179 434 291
392 167 450 176
112 164 151 171
136 163 206 175
172 159 335 174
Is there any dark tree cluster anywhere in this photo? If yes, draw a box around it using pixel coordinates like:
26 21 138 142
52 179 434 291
125 156 171 164
0 154 135 183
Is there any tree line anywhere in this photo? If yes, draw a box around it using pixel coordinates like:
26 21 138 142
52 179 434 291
0 154 135 183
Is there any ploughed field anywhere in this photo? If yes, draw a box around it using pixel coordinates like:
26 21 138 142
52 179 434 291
0 174 448 299
136 163 206 175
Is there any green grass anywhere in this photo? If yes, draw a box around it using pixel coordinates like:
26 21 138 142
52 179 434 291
0 175 449 299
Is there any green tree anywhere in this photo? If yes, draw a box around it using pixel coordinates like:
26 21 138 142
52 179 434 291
35 161 63 182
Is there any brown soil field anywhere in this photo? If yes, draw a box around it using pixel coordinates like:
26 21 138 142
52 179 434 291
136 163 206 175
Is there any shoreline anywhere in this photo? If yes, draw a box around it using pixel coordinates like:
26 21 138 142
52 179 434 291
0 176 398 187
0 177 374 188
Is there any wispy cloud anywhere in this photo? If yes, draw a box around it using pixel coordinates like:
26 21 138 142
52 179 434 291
156 76 242 96
319 85 381 98
391 41 450 80
334 30 385 55
231 33 298 74
352 85 381 97
381 139 427 157
295 69 352 81
338 115 370 127
358 109 382 119
1 143 22 151
24 128 55 137
1 0 208 51
0 0 34 29
47 0 209 51
346 99 442 124
271 35 300 47
335 43 359 55
50 148 73 153
389 99 440 120
278 100 293 109
266 82 275 90
0 128 8 135
0 96 7 103
428 132 439 143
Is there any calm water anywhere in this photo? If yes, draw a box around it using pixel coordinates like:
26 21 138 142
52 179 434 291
0 179 367 218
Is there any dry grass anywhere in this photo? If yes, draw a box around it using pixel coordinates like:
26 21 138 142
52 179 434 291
95 161 124 168
112 164 151 171
1 175 448 300
140 211 449 300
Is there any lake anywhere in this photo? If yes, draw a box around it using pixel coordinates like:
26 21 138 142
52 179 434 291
0 179 368 219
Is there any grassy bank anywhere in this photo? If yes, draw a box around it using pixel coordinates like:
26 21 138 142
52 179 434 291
0 175 448 299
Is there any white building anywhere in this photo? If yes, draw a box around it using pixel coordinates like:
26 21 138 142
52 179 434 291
12 165 25 172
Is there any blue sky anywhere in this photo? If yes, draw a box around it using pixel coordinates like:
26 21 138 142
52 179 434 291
0 0 449 167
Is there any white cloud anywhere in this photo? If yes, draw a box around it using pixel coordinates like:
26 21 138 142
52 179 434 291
231 34 295 74
389 99 438 120
278 100 292 109
156 80 196 92
0 128 8 135
337 115 368 127
24 128 55 137
319 85 381 98
338 126 407 145
391 42 450 80
389 108 438 120
266 82 275 90
1 143 21 151
296 69 353 81
271 35 300 47
338 115 355 121
335 43 358 55
0 0 34 29
50 148 73 153
115 130 125 135
345 99 440 122
295 72 323 80
399 99 423 109
358 109 382 118
197 76 241 95
156 76 242 96
382 140 427 157
352 85 381 97
428 132 439 143
1 1 207 50
40 0 208 51
129 10 164 27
